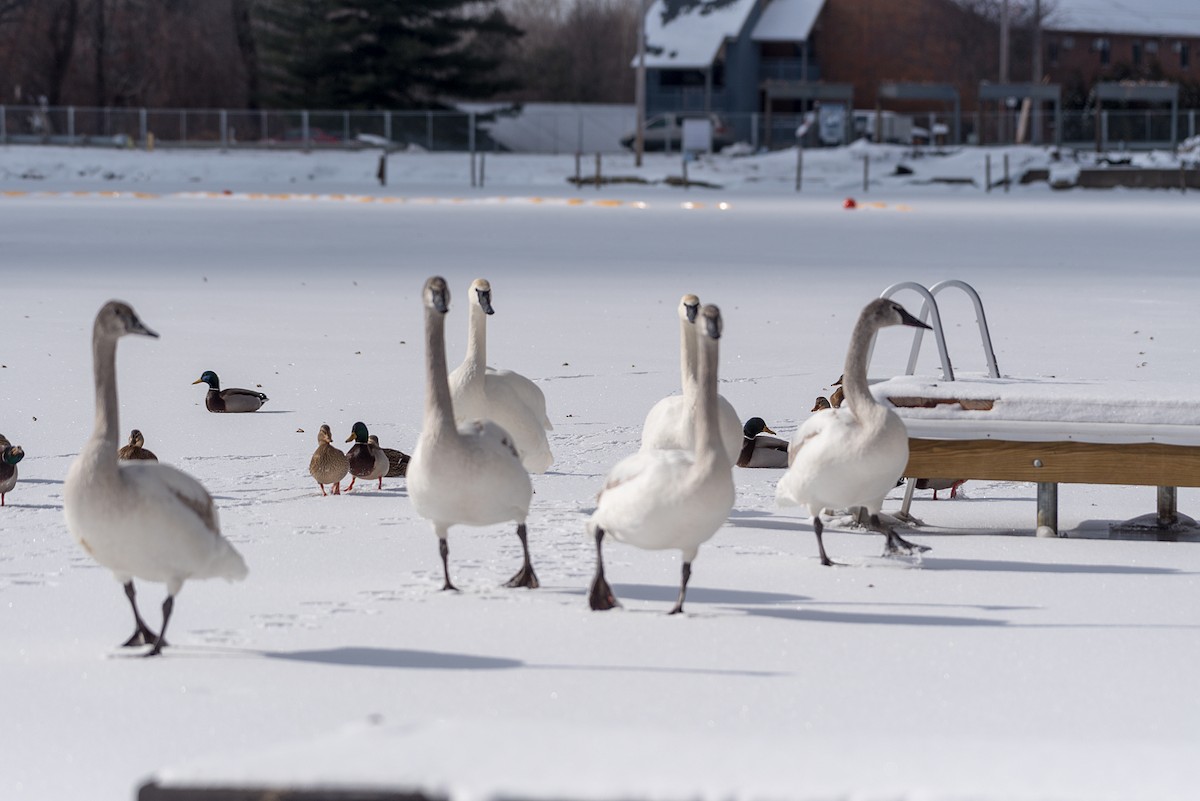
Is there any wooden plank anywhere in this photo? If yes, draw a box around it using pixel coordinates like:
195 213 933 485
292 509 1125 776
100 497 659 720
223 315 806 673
889 396 995 411
905 439 1200 487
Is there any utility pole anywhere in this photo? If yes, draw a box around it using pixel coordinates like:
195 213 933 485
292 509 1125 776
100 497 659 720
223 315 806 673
635 0 647 167
1032 0 1043 144
999 0 1010 142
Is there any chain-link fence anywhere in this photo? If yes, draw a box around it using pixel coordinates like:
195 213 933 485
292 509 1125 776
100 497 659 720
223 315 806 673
2 104 1198 154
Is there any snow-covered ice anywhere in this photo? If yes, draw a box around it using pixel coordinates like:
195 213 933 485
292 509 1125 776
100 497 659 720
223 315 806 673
3 144 1200 801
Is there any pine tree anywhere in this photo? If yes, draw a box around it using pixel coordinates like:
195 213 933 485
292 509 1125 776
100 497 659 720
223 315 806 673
256 0 522 109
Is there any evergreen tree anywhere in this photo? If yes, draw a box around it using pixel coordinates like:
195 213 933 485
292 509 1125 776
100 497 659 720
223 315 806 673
256 0 522 108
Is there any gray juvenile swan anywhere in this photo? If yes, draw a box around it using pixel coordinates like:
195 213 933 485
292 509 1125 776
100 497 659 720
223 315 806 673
776 298 932 566
408 277 538 591
64 301 248 656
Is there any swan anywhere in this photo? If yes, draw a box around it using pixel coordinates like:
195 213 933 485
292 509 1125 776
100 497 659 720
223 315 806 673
64 301 248 656
408 276 538 591
345 421 390 491
118 429 157 461
776 298 932 566
448 278 553 474
588 304 735 614
309 424 349 495
0 434 24 506
639 294 742 464
192 370 268 413
736 417 790 468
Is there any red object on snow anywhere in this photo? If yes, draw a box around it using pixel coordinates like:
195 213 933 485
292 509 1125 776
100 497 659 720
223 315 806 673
223 189 232 195
843 197 857 209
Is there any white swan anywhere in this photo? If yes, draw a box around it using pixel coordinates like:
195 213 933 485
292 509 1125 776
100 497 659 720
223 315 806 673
408 276 538 591
588 304 736 614
448 278 553 474
639 294 742 464
64 301 248 656
776 297 932 565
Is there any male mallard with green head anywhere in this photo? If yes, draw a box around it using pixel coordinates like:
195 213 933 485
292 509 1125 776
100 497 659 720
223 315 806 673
345 422 390 491
309 424 348 495
1 434 24 507
736 417 790 469
192 370 268 413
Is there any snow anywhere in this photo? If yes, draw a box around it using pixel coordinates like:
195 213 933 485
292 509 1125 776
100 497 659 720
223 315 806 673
1047 0 1200 38
751 0 825 43
3 143 1200 801
640 0 758 69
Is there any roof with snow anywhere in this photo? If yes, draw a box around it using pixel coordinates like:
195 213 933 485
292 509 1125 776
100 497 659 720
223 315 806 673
751 0 825 43
1046 0 1200 38
640 0 757 69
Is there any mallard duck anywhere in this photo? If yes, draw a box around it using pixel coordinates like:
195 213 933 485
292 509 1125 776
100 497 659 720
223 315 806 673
589 304 735 614
368 434 409 477
829 376 845 408
345 422 390 491
640 294 742 464
776 299 932 566
915 477 967 499
192 370 268 413
408 277 538 591
309 424 348 496
448 278 554 474
811 396 832 412
0 434 24 507
63 301 248 656
736 417 790 469
118 429 158 461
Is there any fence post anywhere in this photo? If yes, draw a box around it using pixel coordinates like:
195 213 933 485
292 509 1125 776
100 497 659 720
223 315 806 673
575 152 581 186
985 153 991 192
0 105 6 144
220 109 229 151
1003 153 1010 193
139 107 148 147
68 106 75 142
468 111 475 157
595 152 601 189
795 144 803 192
751 112 759 151
1101 110 1109 151
480 151 486 188
470 151 476 188
682 154 689 190
862 155 869 192
426 111 433 151
385 111 392 146
301 110 311 152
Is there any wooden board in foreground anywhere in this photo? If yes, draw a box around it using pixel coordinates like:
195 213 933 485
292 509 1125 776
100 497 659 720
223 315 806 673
906 438 1200 488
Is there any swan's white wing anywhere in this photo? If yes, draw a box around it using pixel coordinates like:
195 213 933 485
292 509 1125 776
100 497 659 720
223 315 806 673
120 460 219 536
461 418 521 462
487 367 552 430
787 408 836 467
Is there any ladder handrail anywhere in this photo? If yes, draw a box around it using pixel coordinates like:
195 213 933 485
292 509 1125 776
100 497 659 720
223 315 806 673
927 280 1000 378
872 281 955 380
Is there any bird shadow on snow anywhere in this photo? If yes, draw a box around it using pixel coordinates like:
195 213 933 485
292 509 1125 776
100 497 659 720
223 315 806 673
741 606 1008 628
556 582 809 606
920 558 1188 576
1 502 63 510
265 646 523 671
14 477 64 485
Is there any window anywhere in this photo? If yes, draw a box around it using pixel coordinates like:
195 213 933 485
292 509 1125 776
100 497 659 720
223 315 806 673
1063 36 1075 49
1047 40 1060 66
1094 37 1111 65
1132 41 1142 66
1146 40 1159 55
1178 41 1191 69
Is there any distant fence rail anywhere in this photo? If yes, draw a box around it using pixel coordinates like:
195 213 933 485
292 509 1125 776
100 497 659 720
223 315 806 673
1 104 1198 154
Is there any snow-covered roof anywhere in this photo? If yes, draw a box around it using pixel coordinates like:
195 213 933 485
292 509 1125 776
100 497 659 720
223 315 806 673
751 0 825 43
639 0 757 69
1046 0 1200 39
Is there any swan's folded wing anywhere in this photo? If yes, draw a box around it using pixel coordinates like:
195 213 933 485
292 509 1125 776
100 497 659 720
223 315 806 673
487 368 552 430
462 418 521 461
121 461 220 536
788 411 833 467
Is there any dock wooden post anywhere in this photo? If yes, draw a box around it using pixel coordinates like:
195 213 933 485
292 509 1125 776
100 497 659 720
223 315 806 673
1037 482 1058 534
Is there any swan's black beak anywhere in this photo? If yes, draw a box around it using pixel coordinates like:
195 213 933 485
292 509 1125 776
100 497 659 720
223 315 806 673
685 302 699 324
477 288 494 315
130 316 158 338
702 305 722 339
899 307 932 330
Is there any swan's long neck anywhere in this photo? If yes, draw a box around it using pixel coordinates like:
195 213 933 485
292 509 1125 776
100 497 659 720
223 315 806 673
842 311 885 423
680 315 698 397
91 326 121 453
424 306 457 439
465 301 487 376
692 332 725 471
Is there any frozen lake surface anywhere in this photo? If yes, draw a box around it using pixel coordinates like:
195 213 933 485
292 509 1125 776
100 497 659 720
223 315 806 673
3 145 1200 801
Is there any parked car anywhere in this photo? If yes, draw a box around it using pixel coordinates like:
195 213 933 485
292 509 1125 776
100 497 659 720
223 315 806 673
620 113 737 153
